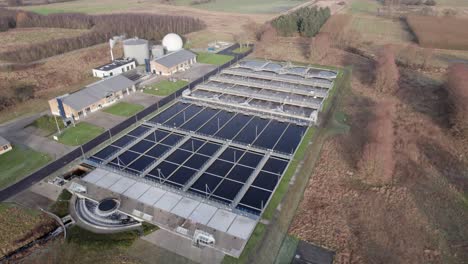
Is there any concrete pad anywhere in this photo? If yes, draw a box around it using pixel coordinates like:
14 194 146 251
82 168 108 184
171 197 200 218
142 229 225 264
207 209 237 232
94 172 122 188
226 215 257 240
188 203 218 225
124 181 151 199
109 177 137 194
139 187 166 206
154 192 182 211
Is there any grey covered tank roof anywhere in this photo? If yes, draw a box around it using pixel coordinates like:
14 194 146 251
123 38 148 45
61 75 135 111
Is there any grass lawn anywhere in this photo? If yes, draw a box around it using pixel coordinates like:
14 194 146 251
143 80 188 96
274 235 299 264
0 145 51 190
56 122 104 146
31 115 65 136
197 52 233 65
232 46 252 54
103 102 144 117
49 189 72 217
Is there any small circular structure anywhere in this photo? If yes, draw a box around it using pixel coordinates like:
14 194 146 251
162 33 183 52
96 198 120 217
123 38 150 65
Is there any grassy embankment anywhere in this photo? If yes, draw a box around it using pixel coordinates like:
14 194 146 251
56 122 104 146
144 80 189 96
103 102 144 117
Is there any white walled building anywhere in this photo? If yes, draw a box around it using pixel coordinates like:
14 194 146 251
92 58 136 78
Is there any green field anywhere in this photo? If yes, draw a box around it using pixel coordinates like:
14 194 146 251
350 15 413 45
0 145 51 190
144 80 189 96
103 102 144 117
197 52 233 65
56 122 104 146
175 0 308 13
19 0 141 15
349 0 380 14
19 0 308 15
232 46 252 54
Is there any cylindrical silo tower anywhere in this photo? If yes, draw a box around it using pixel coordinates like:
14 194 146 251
151 45 165 59
123 38 150 65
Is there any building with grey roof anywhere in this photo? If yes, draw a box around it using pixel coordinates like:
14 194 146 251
0 135 12 156
150 49 197 76
92 58 136 78
49 75 136 121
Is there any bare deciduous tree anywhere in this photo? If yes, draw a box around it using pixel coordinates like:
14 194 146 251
375 45 399 94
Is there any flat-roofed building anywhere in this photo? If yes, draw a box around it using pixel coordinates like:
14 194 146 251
0 136 12 155
49 75 136 121
150 49 196 76
92 58 136 78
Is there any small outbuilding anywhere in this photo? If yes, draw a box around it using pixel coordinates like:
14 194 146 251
0 136 12 155
49 75 136 121
92 58 136 78
150 49 197 76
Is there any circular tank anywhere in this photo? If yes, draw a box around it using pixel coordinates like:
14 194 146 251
123 38 150 65
152 45 165 59
162 33 183 52
96 198 120 217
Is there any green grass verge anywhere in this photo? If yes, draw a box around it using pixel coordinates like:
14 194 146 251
261 126 316 220
232 47 252 54
141 222 159 236
30 115 66 135
0 145 51 190
143 80 188 96
49 189 72 217
102 102 144 117
56 122 104 146
67 226 140 250
274 235 299 264
222 223 266 264
321 68 351 114
197 52 234 65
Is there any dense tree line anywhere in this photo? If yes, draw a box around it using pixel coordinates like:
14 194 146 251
0 10 206 62
271 7 330 37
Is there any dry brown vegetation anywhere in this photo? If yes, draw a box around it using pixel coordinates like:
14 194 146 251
0 203 56 258
0 43 121 116
374 45 399 94
406 15 468 50
446 63 468 142
287 36 468 263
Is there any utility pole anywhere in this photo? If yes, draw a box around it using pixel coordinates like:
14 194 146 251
53 114 61 134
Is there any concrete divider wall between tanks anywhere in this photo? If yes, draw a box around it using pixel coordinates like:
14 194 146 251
0 46 253 202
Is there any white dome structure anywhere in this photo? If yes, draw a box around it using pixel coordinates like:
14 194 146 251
162 33 183 52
